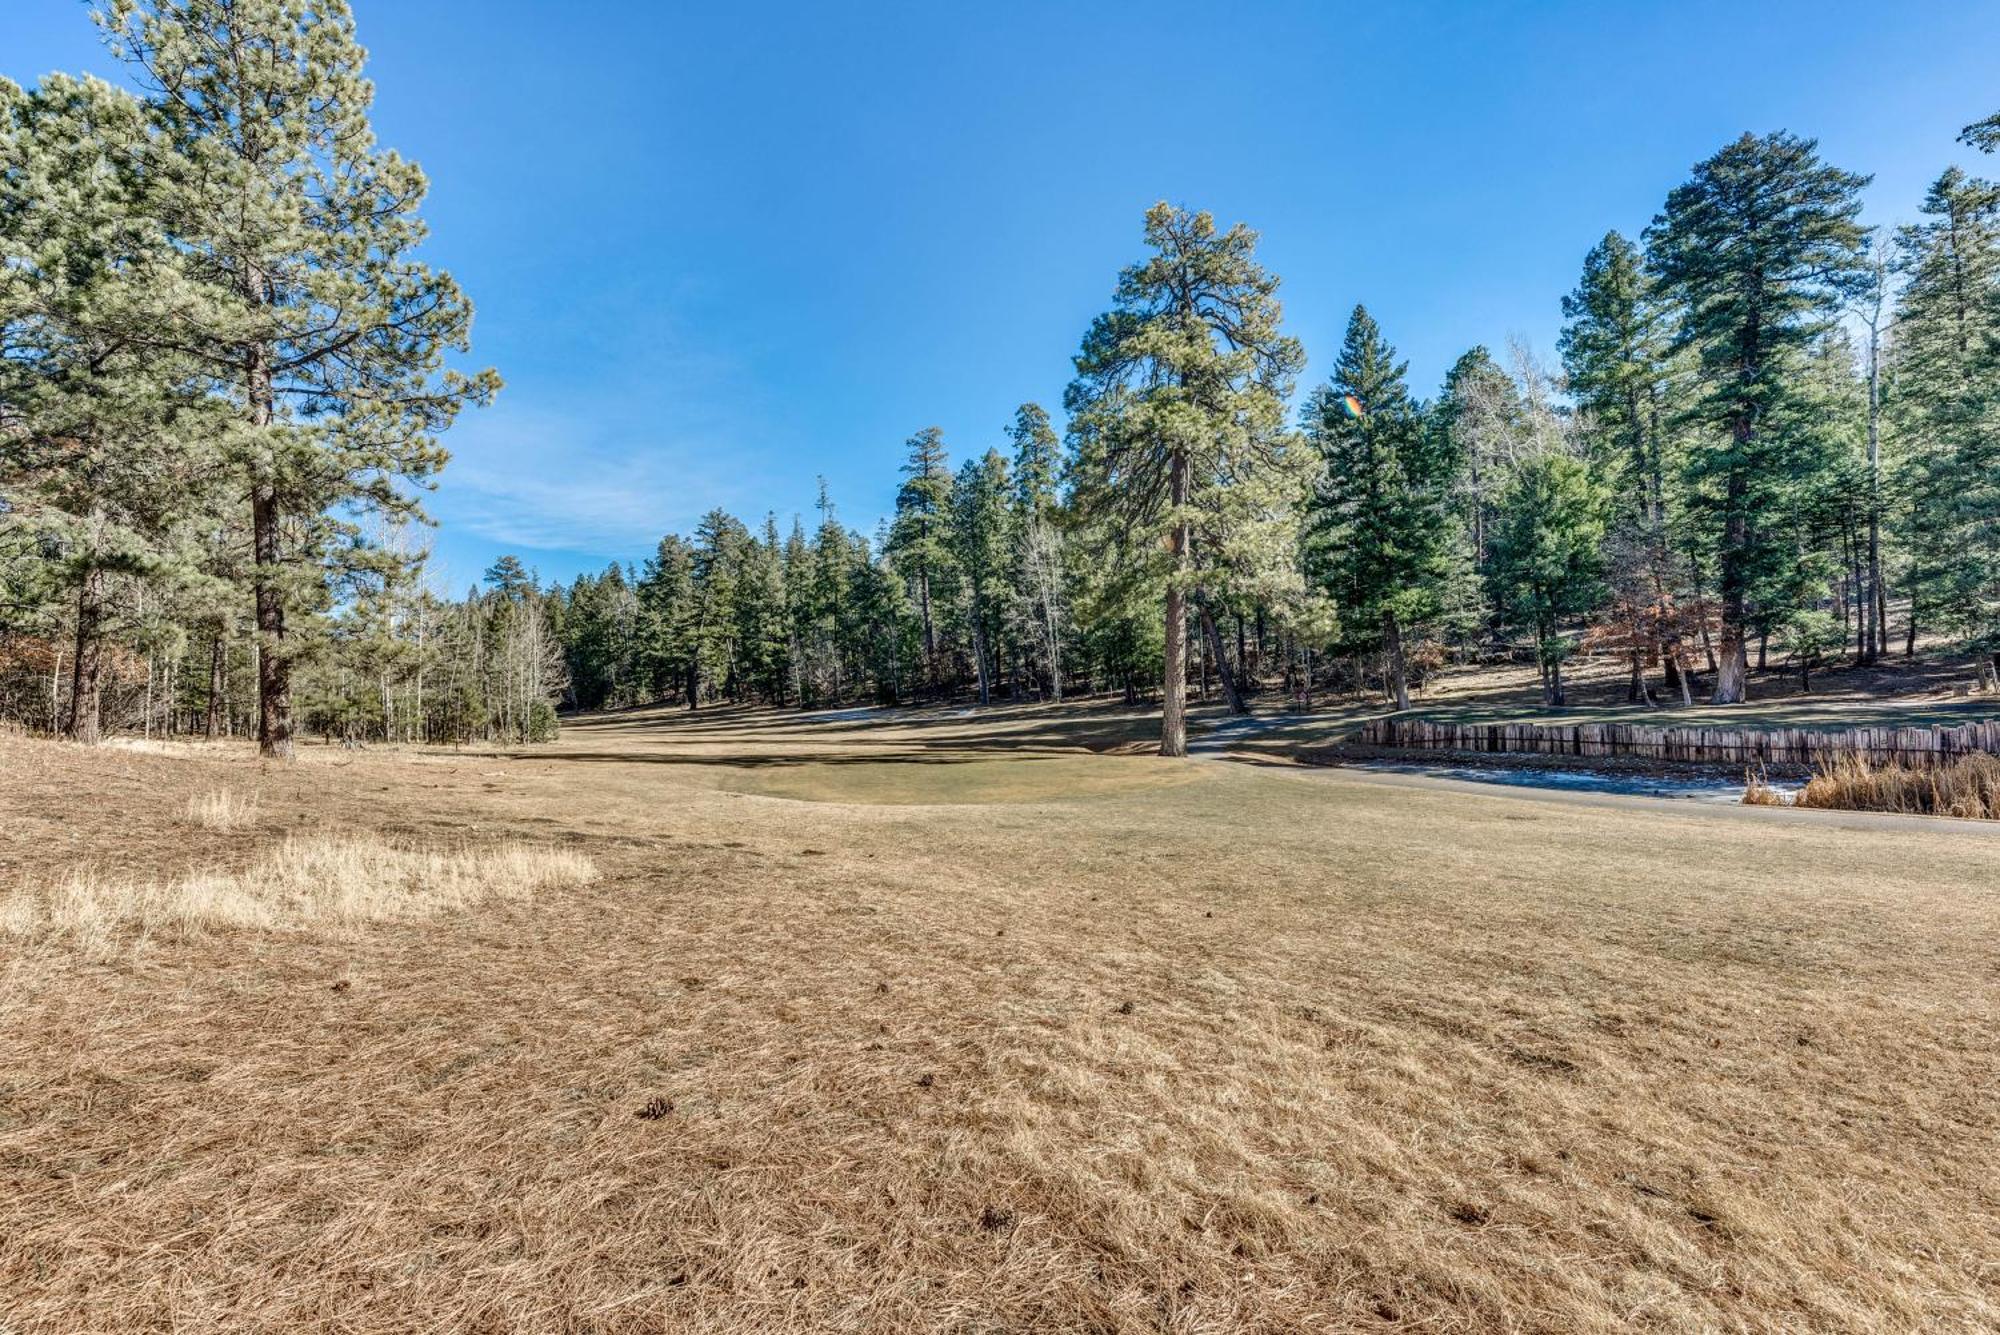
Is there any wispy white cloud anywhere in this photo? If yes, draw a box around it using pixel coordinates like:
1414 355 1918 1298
431 399 783 558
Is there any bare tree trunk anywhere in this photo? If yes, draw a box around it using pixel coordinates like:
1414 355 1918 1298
1863 250 1885 664
205 631 226 739
1628 653 1653 706
971 605 991 707
1713 622 1748 704
245 282 295 759
252 481 293 758
1712 468 1750 704
65 565 105 744
918 570 936 692
1383 611 1412 711
1199 599 1248 715
1160 451 1190 757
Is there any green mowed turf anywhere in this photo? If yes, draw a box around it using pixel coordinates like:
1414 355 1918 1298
710 751 1212 804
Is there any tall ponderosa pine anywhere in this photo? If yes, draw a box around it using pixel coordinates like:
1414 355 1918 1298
1066 203 1303 754
1963 112 2000 155
99 0 499 758
0 74 230 742
1644 131 1869 703
1303 306 1456 711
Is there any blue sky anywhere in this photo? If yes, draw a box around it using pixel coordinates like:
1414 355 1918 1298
7 2 1998 589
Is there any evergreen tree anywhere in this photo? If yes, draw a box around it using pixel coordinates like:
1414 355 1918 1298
1891 166 2000 653
1644 131 1870 702
736 515 792 703
1008 403 1061 514
99 0 500 757
0 73 231 742
1007 403 1068 701
1433 345 1522 574
1066 203 1304 752
635 535 696 702
1303 306 1457 710
1964 112 2000 155
689 509 750 705
950 450 1012 705
1486 453 1609 706
1559 231 1669 530
887 426 954 688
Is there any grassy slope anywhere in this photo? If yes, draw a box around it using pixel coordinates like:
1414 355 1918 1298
2 710 1997 1332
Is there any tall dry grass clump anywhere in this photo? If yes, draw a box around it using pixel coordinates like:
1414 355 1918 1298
1795 751 2000 819
1740 766 1788 805
0 835 597 953
184 788 259 829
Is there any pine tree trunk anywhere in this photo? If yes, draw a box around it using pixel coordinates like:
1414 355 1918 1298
1383 611 1411 711
245 277 295 760
1713 622 1749 704
918 570 936 692
206 632 226 739
1199 599 1248 715
65 565 105 745
1160 451 1190 757
1712 465 1750 704
1550 649 1566 708
971 605 991 707
1864 277 1884 663
252 482 294 757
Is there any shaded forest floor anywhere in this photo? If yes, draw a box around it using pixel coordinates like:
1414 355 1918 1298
3 705 1999 1332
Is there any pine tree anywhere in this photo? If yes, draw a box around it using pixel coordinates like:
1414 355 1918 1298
1559 231 1669 531
689 509 749 705
1891 166 2000 653
735 516 791 703
636 535 696 702
1006 403 1067 701
1066 203 1304 752
950 450 1012 705
887 427 954 689
98 0 500 758
0 73 231 742
1644 131 1870 703
1303 306 1456 710
1486 453 1609 706
1964 112 2000 155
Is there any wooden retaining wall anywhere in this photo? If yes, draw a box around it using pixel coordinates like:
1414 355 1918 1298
1356 716 2000 768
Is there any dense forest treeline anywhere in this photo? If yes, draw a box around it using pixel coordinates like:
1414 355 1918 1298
548 116 2000 756
3 3 1997 755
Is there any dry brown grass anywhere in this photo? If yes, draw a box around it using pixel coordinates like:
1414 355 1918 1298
1794 751 2000 819
0 833 596 955
183 786 260 828
2 703 1998 1332
1740 766 1788 806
